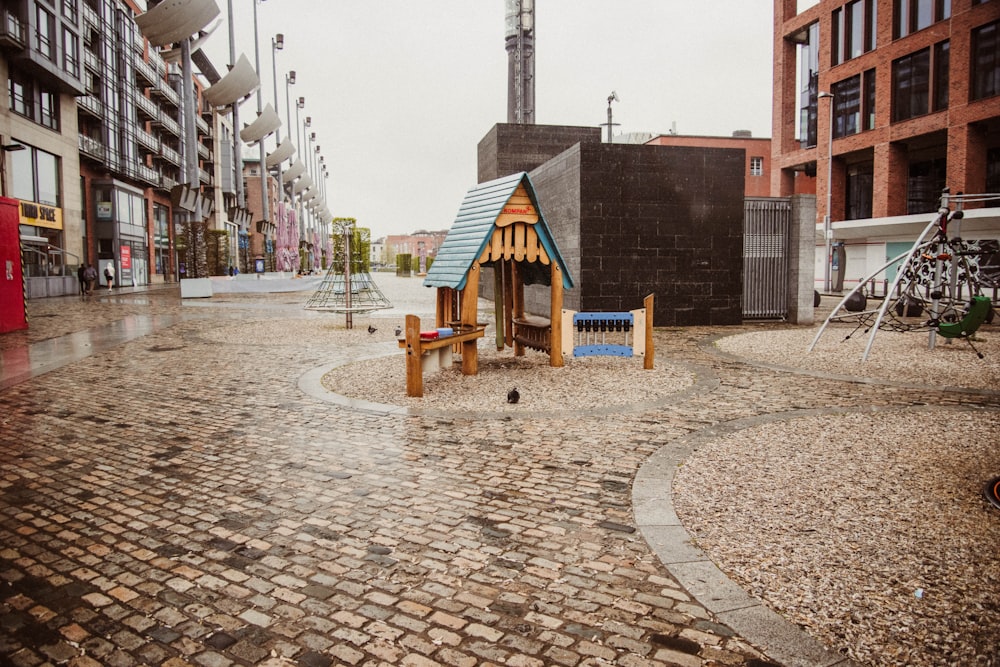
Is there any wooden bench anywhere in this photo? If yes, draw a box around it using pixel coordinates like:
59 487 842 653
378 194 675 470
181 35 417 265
513 315 551 353
398 313 485 397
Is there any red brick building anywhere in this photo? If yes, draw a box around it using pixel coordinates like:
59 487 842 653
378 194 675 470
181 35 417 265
645 131 815 198
773 0 1000 289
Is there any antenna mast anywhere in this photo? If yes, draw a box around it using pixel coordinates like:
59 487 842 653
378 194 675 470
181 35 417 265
505 0 535 124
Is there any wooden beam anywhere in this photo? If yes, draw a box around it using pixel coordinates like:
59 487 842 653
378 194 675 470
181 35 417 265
512 261 525 357
461 263 480 375
644 293 655 370
404 313 423 397
550 263 564 367
503 259 514 347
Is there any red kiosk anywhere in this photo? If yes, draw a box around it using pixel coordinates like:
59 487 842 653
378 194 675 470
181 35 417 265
0 197 28 333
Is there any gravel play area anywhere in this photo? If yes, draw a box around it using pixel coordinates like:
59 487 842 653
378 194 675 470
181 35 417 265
672 408 1000 667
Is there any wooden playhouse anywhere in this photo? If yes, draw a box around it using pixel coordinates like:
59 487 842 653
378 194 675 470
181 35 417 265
400 171 574 396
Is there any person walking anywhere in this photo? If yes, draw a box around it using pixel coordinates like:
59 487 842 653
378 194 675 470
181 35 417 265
83 264 98 297
104 262 115 292
77 264 86 297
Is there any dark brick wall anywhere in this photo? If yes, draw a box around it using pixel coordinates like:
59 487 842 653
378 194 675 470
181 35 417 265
478 123 601 183
477 125 746 327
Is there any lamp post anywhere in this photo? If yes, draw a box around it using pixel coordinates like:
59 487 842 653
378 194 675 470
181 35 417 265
603 90 620 143
270 32 286 271
818 90 835 292
251 0 269 230
0 139 26 198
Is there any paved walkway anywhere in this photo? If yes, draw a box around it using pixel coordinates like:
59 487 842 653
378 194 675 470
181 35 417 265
1 279 996 667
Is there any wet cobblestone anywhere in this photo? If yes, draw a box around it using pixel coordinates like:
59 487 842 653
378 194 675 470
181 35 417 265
1 282 997 666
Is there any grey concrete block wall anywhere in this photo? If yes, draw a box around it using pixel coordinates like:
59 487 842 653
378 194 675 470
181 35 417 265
478 124 601 184
477 124 746 327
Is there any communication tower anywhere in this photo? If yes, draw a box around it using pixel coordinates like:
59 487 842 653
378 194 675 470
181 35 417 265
505 0 535 124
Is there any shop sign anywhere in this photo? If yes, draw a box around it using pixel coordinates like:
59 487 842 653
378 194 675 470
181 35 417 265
97 201 113 220
18 201 63 230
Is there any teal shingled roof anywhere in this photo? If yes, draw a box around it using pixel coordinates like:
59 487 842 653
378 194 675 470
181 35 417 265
422 171 574 291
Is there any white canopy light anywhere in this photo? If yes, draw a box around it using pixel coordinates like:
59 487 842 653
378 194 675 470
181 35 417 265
293 174 314 194
282 160 306 183
265 138 296 168
136 0 221 48
203 54 259 107
239 103 281 144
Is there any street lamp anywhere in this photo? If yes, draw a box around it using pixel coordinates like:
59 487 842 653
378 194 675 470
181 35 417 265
603 90 620 143
818 90 835 292
0 140 26 198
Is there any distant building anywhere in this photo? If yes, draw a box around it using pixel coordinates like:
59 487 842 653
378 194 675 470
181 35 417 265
645 131 816 198
385 231 449 263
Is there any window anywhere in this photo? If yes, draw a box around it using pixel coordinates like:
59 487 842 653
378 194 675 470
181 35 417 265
893 47 943 121
62 0 79 23
895 0 950 38
63 27 79 78
35 6 53 60
863 69 876 130
972 20 1000 100
933 41 949 111
832 0 877 66
8 68 60 130
798 22 820 148
908 157 946 213
749 157 764 176
846 163 874 220
832 77 861 137
831 69 876 137
987 148 1000 207
8 144 61 206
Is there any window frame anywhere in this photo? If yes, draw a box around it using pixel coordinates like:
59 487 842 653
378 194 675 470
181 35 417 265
972 20 1000 101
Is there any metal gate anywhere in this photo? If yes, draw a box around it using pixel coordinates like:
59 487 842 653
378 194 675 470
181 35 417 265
743 197 791 319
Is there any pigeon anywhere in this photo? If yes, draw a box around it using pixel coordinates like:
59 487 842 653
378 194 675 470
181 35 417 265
394 326 402 337
507 388 520 404
367 324 377 334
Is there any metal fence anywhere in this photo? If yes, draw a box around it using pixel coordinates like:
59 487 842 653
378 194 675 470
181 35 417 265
743 197 791 319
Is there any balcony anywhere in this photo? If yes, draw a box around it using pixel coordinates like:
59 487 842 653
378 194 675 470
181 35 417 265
195 115 209 135
153 110 181 137
159 172 178 192
77 94 102 117
157 144 181 166
136 127 159 152
135 93 158 120
1 9 26 50
148 50 166 78
78 134 106 162
150 80 179 107
83 3 99 29
135 163 161 187
134 54 158 86
83 47 101 74
197 142 210 160
199 168 212 185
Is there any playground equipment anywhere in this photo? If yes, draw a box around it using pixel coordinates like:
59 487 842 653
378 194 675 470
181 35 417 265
810 191 998 361
305 221 391 326
560 294 655 369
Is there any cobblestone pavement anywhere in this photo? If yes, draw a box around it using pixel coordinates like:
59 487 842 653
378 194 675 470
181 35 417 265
1 278 997 667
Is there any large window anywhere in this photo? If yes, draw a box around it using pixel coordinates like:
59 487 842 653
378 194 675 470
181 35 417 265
8 144 61 206
832 0 877 66
908 157 946 214
35 5 54 60
846 163 874 220
798 22 821 148
972 20 1000 100
894 0 951 38
8 68 60 130
892 43 948 121
832 69 877 137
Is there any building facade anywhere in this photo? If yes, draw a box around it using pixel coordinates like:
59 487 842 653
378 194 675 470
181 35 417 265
773 0 1000 291
3 0 254 297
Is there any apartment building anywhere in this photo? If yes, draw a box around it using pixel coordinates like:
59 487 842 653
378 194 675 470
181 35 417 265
3 0 249 297
773 0 1000 289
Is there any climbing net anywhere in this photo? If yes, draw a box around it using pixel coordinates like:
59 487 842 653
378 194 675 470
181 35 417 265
810 192 998 361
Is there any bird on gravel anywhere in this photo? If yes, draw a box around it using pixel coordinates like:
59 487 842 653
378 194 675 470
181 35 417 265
367 324 377 334
507 388 520 404
394 326 402 337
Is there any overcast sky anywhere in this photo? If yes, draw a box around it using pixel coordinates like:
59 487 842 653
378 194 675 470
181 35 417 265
202 1 775 239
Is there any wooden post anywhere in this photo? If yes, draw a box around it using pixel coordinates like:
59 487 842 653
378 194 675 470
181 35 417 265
461 263 480 375
643 293 655 369
549 263 564 367
404 313 423 397
503 259 514 347
512 261 525 357
493 264 505 349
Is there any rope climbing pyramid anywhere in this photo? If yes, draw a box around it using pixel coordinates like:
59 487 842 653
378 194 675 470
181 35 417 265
304 264 392 313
